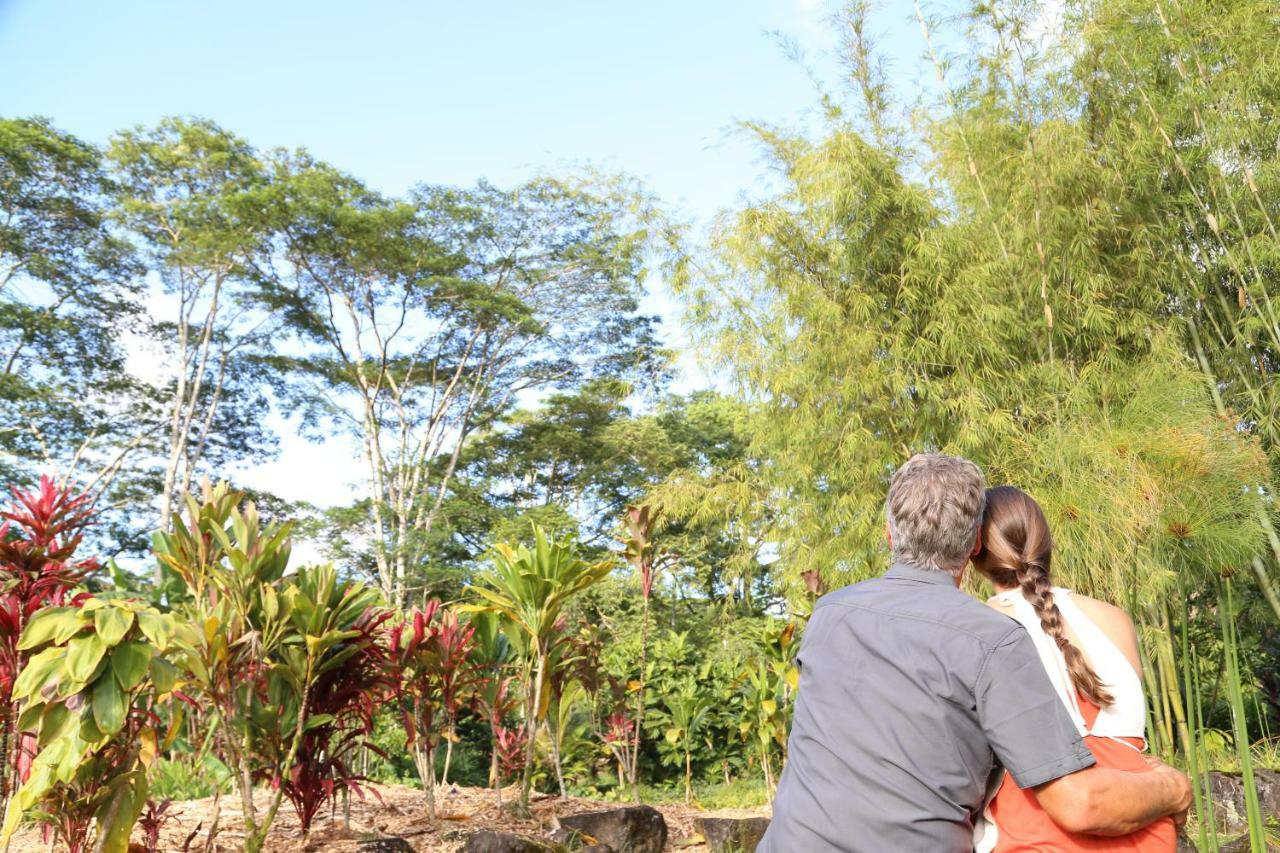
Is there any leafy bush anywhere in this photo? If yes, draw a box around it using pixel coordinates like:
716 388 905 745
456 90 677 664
270 565 391 834
0 477 102 801
148 755 230 800
388 601 477 818
0 596 179 853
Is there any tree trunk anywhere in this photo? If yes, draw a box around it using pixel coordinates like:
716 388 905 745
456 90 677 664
684 747 692 804
202 789 221 853
549 720 567 799
520 650 547 812
441 729 454 788
489 726 501 806
629 595 650 802
415 741 437 821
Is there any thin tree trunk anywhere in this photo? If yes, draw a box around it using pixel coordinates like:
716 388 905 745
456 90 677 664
629 595 650 801
549 720 567 799
520 650 547 811
202 789 221 853
441 722 455 788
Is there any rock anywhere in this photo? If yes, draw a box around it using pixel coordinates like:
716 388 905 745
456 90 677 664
1175 835 1197 853
1220 834 1280 853
463 830 556 853
549 826 614 851
694 816 771 853
1208 770 1280 834
555 806 667 853
357 839 415 853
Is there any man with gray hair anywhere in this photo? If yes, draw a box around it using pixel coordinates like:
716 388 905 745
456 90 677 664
759 453 1190 852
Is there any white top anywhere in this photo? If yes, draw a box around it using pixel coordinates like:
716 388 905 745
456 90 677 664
989 587 1147 741
974 587 1147 853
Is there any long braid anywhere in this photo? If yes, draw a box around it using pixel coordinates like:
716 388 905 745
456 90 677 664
1015 555 1114 708
975 486 1114 708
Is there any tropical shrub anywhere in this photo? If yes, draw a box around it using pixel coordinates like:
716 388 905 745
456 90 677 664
268 565 391 835
0 596 179 853
160 483 383 852
468 610 519 800
0 477 101 804
647 674 710 804
620 503 668 798
388 601 477 818
467 525 612 810
160 482 292 853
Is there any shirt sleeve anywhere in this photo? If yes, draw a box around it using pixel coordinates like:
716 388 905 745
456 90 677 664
976 626 1096 788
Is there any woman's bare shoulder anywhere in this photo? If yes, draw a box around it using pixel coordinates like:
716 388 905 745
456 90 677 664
1064 592 1143 670
1066 592 1134 628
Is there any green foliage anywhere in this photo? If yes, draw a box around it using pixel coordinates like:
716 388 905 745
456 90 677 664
147 755 230 801
160 481 389 851
1 597 178 853
646 675 711 804
0 118 144 543
468 524 612 808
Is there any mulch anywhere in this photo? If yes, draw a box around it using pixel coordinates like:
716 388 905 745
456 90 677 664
7 783 770 852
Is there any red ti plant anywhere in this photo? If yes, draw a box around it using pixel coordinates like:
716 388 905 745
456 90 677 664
279 607 394 835
603 710 636 790
433 609 477 788
387 602 476 820
137 799 200 853
0 476 99 804
492 723 529 807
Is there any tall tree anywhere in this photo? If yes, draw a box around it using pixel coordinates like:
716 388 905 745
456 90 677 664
0 118 143 500
108 118 282 561
268 160 659 606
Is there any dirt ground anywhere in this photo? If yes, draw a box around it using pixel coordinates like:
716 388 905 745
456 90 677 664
8 784 770 852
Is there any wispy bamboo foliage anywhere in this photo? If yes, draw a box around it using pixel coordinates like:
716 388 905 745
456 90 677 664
667 1 1277 846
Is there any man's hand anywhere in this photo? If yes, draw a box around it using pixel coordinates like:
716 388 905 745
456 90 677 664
1034 760 1191 836
1142 756 1192 830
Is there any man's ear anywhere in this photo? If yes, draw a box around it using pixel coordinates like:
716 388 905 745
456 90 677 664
885 520 893 550
970 528 983 557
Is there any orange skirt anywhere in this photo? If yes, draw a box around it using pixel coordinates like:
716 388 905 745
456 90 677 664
988 730 1177 852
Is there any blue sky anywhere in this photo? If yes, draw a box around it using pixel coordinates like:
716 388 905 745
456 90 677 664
1 0 934 216
0 0 939 512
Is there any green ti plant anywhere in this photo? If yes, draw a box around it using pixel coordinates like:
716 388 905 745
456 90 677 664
0 596 180 853
543 623 597 799
649 673 712 804
159 481 374 853
467 524 612 812
737 621 799 803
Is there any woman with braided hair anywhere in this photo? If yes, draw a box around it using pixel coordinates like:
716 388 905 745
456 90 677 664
971 486 1176 852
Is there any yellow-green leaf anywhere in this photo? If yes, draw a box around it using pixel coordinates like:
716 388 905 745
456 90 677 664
137 611 173 651
12 647 66 700
110 642 153 691
149 657 178 694
92 674 126 736
16 608 82 650
94 606 135 646
65 634 106 683
93 770 147 853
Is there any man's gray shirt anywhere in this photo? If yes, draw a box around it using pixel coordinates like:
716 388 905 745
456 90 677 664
759 563 1095 853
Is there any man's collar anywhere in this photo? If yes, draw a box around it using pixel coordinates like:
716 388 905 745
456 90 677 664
884 562 961 587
